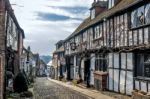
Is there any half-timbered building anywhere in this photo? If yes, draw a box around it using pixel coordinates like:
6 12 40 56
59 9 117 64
63 0 150 96
52 40 66 80
0 0 25 98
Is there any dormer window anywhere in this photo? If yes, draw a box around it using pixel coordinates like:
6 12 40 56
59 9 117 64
108 0 118 9
91 9 95 19
109 0 114 8
90 0 107 20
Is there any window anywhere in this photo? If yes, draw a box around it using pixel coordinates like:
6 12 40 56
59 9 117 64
83 31 87 42
145 4 150 24
130 4 150 28
131 10 138 28
144 55 150 77
95 54 108 72
94 26 100 39
108 0 118 9
91 9 95 19
137 6 145 26
136 54 150 78
109 0 115 9
103 22 107 46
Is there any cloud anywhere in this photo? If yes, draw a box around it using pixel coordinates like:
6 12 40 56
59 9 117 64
10 0 93 55
48 6 89 14
36 12 83 21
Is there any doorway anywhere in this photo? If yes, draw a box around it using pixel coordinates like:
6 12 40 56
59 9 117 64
84 57 90 87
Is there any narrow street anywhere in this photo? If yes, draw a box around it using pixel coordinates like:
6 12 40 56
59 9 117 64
34 78 91 99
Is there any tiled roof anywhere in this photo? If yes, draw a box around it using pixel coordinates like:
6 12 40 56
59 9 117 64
65 0 142 41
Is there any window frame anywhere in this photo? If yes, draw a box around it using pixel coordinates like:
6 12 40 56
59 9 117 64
136 54 150 78
95 54 108 72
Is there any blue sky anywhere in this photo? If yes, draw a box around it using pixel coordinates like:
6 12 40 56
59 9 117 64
10 0 93 55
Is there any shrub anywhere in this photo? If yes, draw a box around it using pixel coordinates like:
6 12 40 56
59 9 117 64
13 72 28 93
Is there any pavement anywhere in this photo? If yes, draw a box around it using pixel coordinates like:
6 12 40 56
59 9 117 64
47 78 115 99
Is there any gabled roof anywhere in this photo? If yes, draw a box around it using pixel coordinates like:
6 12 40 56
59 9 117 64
64 0 142 42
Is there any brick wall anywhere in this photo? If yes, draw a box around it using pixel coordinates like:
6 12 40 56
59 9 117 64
0 0 6 98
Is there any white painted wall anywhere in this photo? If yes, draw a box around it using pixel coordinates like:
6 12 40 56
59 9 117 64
108 53 134 95
81 59 84 80
74 55 77 79
90 54 95 85
126 71 133 95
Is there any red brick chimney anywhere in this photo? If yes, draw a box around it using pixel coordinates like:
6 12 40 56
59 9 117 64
90 0 107 19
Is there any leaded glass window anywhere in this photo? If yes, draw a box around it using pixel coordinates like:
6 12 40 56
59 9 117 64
137 6 145 26
131 10 138 28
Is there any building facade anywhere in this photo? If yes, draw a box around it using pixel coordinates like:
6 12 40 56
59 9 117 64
0 0 25 98
52 40 66 80
62 0 150 95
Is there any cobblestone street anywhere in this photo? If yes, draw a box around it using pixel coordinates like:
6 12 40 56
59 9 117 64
34 78 91 99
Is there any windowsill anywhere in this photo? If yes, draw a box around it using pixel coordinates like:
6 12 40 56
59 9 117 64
130 23 150 30
134 76 150 81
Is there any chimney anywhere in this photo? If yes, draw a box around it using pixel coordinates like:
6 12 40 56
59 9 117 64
90 0 107 19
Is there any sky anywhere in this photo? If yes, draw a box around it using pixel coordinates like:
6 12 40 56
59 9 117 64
10 0 93 55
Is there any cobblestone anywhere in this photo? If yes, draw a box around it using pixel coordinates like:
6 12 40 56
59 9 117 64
34 78 90 99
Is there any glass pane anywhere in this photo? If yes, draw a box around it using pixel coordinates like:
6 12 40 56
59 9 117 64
131 10 137 28
103 22 107 46
144 54 150 77
94 26 100 39
137 54 144 76
137 6 145 26
144 64 150 77
145 3 150 24
144 28 149 44
139 29 143 45
144 54 150 64
109 0 112 9
133 30 137 45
